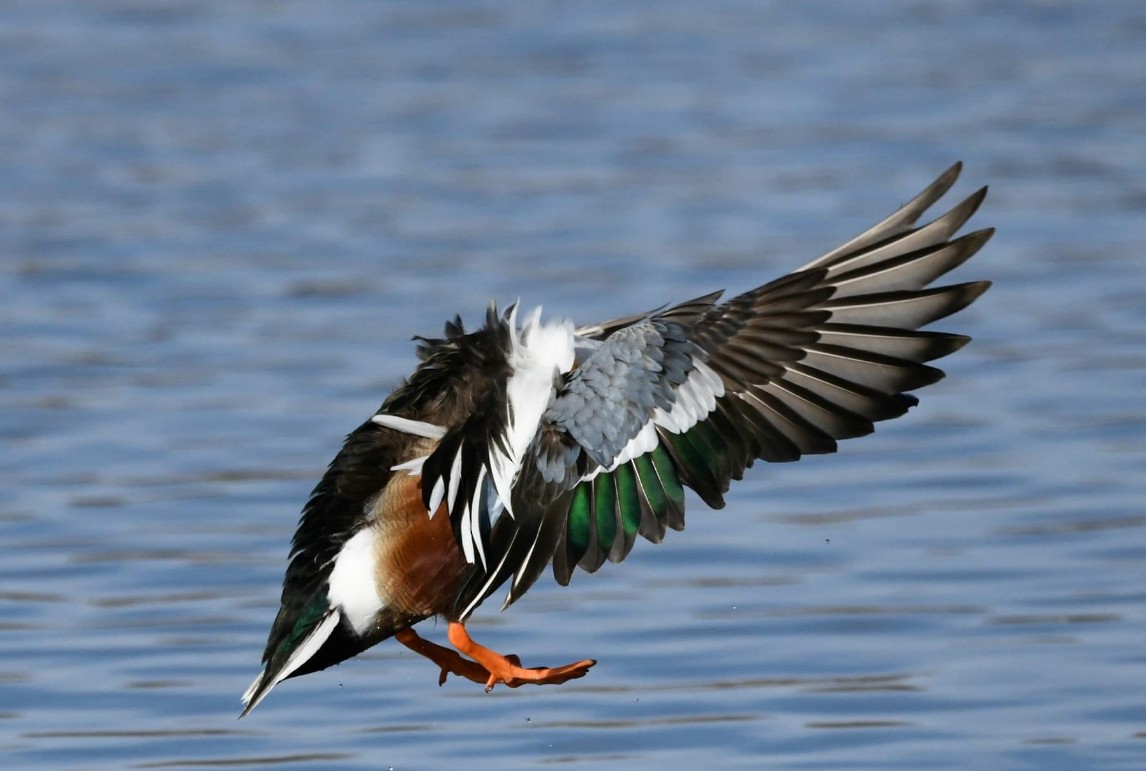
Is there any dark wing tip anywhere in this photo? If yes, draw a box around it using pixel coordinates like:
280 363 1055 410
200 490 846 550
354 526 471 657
936 160 964 189
930 332 973 360
803 162 972 271
947 280 992 316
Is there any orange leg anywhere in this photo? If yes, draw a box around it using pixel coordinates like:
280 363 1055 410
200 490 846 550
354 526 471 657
447 621 596 692
394 627 492 686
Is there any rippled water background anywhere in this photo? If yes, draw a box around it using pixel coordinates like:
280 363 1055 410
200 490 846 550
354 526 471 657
2 2 1144 769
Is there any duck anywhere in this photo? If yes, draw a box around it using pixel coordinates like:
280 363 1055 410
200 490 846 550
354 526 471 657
241 163 991 715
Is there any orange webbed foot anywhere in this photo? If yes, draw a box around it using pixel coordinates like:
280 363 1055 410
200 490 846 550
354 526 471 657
447 621 596 692
393 624 595 691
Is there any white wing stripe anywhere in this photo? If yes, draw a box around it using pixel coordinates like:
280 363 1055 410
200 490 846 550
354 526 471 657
653 360 724 434
427 476 445 517
371 414 448 438
469 466 488 568
459 504 475 564
581 421 658 482
446 449 463 515
391 455 426 475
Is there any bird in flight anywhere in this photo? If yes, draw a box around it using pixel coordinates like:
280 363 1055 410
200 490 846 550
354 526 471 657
242 163 991 715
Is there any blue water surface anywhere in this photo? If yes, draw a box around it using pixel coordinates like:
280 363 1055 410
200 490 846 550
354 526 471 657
1 2 1144 769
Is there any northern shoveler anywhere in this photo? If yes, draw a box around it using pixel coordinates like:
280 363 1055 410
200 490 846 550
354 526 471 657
241 163 991 715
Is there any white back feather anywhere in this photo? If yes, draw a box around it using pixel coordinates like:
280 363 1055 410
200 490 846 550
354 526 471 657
487 305 575 517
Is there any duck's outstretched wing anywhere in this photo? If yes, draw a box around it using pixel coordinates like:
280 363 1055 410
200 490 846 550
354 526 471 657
553 162 990 579
450 164 991 618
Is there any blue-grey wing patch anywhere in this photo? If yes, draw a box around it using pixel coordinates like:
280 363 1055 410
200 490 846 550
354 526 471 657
545 321 694 470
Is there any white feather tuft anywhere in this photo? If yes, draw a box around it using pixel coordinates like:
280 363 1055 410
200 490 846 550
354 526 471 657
487 305 575 520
